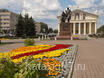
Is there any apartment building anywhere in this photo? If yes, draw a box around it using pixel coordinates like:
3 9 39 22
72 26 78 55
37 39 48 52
0 9 18 34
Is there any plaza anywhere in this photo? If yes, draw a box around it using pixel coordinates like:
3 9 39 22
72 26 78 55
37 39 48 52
0 39 104 78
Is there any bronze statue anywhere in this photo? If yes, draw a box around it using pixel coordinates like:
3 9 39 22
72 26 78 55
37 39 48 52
61 7 71 23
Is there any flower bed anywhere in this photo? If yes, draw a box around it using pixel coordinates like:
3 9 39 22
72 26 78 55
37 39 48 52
0 44 73 78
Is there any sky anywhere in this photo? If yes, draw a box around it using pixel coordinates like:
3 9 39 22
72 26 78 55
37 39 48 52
0 0 104 29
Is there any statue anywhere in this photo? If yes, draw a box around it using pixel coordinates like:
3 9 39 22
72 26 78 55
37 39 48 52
61 11 66 22
61 7 71 23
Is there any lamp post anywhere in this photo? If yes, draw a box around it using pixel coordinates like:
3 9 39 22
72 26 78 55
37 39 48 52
43 29 46 39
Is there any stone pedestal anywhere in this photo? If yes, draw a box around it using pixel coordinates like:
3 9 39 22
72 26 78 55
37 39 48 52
57 22 71 40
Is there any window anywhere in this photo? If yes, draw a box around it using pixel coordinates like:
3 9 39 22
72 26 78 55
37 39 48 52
0 14 9 17
4 19 9 21
75 13 79 19
83 14 86 20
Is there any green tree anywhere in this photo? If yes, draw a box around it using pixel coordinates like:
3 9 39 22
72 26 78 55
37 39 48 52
48 28 53 33
40 22 48 34
53 29 58 33
0 29 2 33
15 14 24 37
0 29 1 44
97 25 104 33
24 14 36 37
15 14 36 37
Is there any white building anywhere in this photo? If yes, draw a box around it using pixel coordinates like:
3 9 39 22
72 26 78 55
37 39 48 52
58 8 98 35
0 9 18 34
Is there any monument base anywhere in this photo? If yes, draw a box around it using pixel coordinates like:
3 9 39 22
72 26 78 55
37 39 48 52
57 22 71 40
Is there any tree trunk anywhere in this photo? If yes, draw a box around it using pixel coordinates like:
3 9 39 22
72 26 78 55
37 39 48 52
0 40 1 44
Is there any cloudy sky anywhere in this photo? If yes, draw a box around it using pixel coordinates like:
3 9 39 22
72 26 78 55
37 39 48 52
0 0 104 29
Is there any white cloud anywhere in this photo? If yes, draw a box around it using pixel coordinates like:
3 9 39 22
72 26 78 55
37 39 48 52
102 0 104 5
73 0 94 8
0 0 61 19
22 0 61 19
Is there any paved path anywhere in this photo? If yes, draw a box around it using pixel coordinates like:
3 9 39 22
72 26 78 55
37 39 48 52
0 39 104 78
72 39 104 78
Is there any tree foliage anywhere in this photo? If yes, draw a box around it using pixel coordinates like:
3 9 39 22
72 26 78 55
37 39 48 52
15 14 36 37
40 22 48 34
48 28 53 33
15 14 24 37
97 25 104 33
53 29 58 33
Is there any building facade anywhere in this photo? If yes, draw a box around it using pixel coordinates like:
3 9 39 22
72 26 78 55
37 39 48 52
58 9 98 35
0 9 18 34
34 21 41 33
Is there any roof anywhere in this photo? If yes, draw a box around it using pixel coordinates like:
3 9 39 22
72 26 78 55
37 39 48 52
72 9 98 17
0 9 9 12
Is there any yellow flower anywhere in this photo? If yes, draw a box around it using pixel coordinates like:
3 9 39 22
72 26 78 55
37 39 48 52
33 48 69 59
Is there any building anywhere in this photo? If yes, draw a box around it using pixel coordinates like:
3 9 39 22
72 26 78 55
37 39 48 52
58 8 98 35
34 21 41 33
0 9 18 34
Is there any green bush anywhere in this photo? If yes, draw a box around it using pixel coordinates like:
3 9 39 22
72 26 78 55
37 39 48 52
0 57 49 78
24 38 35 46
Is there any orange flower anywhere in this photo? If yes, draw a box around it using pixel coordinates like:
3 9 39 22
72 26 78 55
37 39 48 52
39 58 61 77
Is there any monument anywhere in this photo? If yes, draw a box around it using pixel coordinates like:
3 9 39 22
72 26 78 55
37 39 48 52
57 7 72 39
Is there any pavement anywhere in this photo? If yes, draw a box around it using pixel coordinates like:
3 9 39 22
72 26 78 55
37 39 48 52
0 39 104 78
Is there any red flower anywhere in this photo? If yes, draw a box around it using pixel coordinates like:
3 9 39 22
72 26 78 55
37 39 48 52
11 44 72 59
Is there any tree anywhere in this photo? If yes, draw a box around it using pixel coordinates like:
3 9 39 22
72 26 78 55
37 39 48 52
24 14 36 37
0 29 1 43
15 14 24 37
97 25 104 33
15 14 36 37
48 28 53 33
0 29 2 33
40 22 48 34
53 29 58 33
28 17 36 36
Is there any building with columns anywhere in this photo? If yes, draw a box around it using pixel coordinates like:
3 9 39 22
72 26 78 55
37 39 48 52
58 8 98 35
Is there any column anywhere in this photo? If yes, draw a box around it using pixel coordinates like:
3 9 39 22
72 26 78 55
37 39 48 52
95 22 97 34
73 23 75 35
58 23 60 36
58 17 61 36
89 22 91 34
84 23 86 35
78 23 81 35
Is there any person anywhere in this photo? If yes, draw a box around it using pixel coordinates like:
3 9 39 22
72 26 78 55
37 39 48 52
65 7 71 23
61 7 71 23
61 11 66 22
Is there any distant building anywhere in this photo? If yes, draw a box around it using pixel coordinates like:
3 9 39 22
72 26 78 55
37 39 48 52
34 21 41 33
0 9 18 34
57 8 98 35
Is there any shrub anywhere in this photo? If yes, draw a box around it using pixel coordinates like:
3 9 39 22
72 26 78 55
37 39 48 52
0 57 49 78
24 38 35 46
